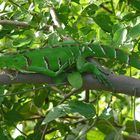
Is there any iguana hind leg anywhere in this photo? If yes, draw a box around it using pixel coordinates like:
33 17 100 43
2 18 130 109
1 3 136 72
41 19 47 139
81 63 108 84
76 56 109 85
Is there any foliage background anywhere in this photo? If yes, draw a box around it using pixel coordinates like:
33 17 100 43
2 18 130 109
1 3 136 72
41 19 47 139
0 0 140 139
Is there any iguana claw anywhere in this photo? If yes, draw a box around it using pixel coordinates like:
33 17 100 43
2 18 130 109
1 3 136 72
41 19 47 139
96 72 112 87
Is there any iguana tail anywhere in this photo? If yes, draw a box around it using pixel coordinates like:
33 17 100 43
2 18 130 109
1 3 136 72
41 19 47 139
91 44 140 69
0 55 27 70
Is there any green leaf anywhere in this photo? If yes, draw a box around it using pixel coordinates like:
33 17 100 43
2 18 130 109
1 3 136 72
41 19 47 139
13 30 35 48
83 4 98 16
113 28 127 46
125 120 140 133
0 127 13 140
93 13 113 32
116 49 129 63
96 120 115 135
33 90 47 108
18 101 39 118
13 38 31 48
0 25 15 39
5 110 24 123
48 33 59 46
87 130 105 140
98 29 112 46
67 72 83 88
104 131 118 140
80 26 91 35
57 5 70 23
122 13 140 21
112 24 124 34
71 0 80 4
42 101 96 124
128 23 140 40
64 100 96 119
15 136 26 140
42 104 66 124
0 86 5 105
129 0 140 11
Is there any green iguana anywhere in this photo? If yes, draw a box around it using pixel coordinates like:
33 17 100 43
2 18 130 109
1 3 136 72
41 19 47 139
0 43 140 87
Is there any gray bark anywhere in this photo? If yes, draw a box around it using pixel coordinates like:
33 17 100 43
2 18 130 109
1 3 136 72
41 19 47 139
0 72 140 97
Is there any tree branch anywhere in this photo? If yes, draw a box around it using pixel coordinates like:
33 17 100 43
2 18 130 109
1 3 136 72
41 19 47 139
0 19 29 28
83 73 140 97
0 72 140 97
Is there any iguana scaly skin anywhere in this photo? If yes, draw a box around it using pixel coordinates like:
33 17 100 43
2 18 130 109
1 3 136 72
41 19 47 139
0 44 140 85
0 46 103 80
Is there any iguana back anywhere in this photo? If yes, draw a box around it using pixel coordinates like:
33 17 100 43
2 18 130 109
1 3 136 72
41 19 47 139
0 44 140 77
90 44 140 69
0 46 81 76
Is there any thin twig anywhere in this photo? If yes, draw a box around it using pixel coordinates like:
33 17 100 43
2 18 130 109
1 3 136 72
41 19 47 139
8 0 29 14
46 128 57 134
58 88 80 104
14 124 27 137
75 118 97 140
41 124 48 140
107 95 113 109
100 4 113 14
23 116 44 121
72 117 88 125
85 90 89 102
60 115 81 120
0 82 66 97
51 86 64 94
110 0 115 15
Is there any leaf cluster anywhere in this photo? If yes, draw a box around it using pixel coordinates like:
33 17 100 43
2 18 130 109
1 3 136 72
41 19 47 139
0 0 140 139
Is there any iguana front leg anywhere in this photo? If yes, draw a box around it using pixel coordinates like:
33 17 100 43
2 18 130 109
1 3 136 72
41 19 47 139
27 62 68 77
76 56 108 85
